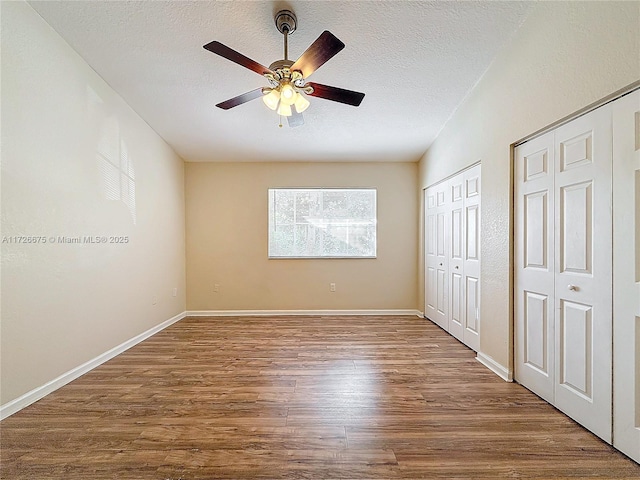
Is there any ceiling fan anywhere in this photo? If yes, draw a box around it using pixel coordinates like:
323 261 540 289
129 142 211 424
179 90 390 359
203 9 365 128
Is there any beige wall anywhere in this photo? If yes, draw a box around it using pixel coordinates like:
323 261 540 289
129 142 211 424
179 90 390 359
1 2 186 405
186 162 418 311
418 1 640 372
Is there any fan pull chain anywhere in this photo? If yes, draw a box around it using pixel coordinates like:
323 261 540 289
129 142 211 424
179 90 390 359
279 115 283 128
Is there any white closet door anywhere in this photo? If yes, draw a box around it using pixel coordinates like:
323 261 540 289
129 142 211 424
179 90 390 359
515 132 556 403
463 165 481 351
424 187 438 322
425 165 481 351
612 89 640 462
553 105 612 443
425 182 449 329
433 180 450 330
515 105 613 443
448 177 465 342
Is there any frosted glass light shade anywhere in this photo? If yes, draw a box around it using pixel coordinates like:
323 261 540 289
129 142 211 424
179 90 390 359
280 84 296 105
294 93 310 113
277 102 292 116
262 89 280 110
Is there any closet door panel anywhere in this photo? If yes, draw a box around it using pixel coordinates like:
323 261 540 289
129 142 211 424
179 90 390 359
523 291 549 374
449 178 465 341
434 181 449 329
612 89 640 462
559 300 592 398
465 276 479 336
553 106 612 443
424 188 438 321
425 181 449 330
426 266 437 317
515 132 556 403
524 191 548 269
462 165 481 351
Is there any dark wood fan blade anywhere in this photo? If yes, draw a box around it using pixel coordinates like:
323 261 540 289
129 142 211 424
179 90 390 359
216 88 265 110
287 106 305 128
306 83 365 106
290 31 344 78
203 41 274 76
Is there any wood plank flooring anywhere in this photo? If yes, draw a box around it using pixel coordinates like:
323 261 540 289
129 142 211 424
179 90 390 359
1 315 638 479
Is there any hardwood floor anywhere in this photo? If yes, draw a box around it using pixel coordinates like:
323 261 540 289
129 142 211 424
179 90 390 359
1 315 638 479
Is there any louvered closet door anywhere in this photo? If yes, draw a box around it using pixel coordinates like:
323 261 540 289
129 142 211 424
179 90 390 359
515 132 556 403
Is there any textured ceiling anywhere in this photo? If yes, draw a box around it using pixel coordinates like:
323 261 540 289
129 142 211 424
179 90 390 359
28 1 533 163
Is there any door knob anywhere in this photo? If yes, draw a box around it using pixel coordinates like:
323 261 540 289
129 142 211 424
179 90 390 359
455 266 459 269
568 284 578 291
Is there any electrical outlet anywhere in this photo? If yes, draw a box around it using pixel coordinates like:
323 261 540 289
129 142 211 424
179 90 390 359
152 295 158 305
213 284 220 293
172 287 177 297
330 283 336 292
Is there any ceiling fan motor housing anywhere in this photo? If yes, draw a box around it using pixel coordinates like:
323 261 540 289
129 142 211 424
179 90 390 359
268 59 294 72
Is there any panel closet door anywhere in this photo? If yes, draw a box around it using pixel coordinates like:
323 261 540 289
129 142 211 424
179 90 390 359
515 105 613 443
424 181 449 330
448 176 465 342
424 188 438 322
434 181 450 330
462 165 481 351
424 164 481 351
553 106 612 442
612 89 640 463
515 132 556 403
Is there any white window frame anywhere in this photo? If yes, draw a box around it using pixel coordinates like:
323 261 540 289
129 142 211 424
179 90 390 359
268 188 377 259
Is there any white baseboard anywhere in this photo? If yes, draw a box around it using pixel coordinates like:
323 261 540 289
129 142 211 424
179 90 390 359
476 352 513 382
0 311 187 420
186 309 422 317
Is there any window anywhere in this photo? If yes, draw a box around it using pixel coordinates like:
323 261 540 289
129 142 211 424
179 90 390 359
268 188 377 258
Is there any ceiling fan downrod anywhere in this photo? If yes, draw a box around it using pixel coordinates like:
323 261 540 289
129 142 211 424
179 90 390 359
275 10 297 61
268 10 308 92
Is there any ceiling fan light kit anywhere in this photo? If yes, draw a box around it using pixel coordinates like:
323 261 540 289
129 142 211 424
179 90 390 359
203 9 365 128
